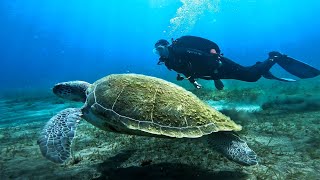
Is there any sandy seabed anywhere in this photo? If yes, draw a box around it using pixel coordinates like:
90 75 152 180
1 80 319 180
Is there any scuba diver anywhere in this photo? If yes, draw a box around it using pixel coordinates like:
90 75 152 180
153 36 320 90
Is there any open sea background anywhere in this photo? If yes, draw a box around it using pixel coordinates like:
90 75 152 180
1 0 320 91
0 0 319 179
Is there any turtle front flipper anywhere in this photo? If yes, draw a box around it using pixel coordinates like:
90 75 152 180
38 108 82 164
53 81 91 102
208 132 258 166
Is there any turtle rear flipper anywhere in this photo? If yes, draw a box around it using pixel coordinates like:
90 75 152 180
208 132 258 166
38 108 82 164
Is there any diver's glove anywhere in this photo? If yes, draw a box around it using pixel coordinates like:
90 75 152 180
193 81 202 89
268 51 287 61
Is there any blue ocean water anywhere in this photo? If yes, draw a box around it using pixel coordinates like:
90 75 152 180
0 0 320 179
1 0 320 90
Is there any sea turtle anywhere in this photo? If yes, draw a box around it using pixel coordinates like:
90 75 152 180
38 73 258 166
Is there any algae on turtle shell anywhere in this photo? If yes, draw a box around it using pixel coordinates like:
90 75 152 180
86 74 242 138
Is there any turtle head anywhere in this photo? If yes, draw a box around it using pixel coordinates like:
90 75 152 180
53 81 91 102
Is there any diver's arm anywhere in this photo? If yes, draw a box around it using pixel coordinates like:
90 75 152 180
193 81 202 89
186 76 202 89
176 73 201 88
214 79 224 90
176 74 184 81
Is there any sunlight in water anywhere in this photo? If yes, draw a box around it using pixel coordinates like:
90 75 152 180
167 0 220 37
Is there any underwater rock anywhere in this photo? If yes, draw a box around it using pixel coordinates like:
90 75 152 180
261 95 320 112
206 100 261 112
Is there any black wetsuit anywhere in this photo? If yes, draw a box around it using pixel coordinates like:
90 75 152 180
212 57 275 82
161 36 276 88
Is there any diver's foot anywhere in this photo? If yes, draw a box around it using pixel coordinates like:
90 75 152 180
268 51 287 62
193 81 202 89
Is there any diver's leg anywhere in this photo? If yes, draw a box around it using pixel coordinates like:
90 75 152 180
270 51 320 79
217 57 274 82
250 59 277 75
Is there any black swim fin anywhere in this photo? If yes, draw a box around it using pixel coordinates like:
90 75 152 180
277 56 320 79
263 71 296 82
